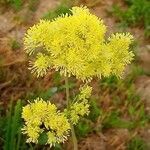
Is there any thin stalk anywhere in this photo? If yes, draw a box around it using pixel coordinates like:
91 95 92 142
16 130 21 150
70 124 78 150
65 75 70 109
65 75 78 150
29 143 34 150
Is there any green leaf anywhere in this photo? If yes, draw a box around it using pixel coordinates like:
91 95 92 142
88 100 101 122
38 132 48 145
75 120 92 138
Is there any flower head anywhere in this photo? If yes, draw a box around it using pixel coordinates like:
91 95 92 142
29 53 51 77
107 33 134 76
69 101 90 125
24 6 133 81
78 85 92 100
22 124 43 143
22 98 70 146
47 132 57 146
64 85 92 125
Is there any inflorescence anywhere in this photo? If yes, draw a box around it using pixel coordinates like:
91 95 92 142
22 6 134 146
22 85 92 145
24 6 134 81
22 98 70 146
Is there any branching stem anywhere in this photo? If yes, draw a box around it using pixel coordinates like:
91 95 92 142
65 75 78 150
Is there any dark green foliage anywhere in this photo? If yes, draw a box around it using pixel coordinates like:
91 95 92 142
125 65 146 86
112 0 150 37
1 0 23 11
42 4 72 20
52 72 62 86
11 39 21 51
0 0 39 11
75 119 92 138
102 111 134 129
88 100 101 122
3 100 26 150
101 75 120 89
42 0 78 20
128 103 149 127
53 144 62 150
38 132 48 145
102 101 149 130
127 136 148 150
11 0 22 10
0 106 6 147
99 64 149 130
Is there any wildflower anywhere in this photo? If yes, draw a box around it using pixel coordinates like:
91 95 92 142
29 53 52 77
22 98 49 125
78 85 92 100
24 6 134 81
44 113 70 140
22 124 43 143
24 20 51 55
47 132 57 146
69 101 90 125
63 84 92 124
107 33 134 77
23 5 134 147
22 98 70 146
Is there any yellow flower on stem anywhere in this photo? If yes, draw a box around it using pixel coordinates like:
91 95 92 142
24 6 134 81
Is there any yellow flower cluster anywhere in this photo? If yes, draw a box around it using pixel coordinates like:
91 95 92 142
22 98 70 146
65 85 92 124
22 85 92 145
69 101 90 124
78 85 92 100
24 6 134 81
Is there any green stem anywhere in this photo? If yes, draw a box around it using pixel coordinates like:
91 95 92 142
29 143 34 150
65 75 70 109
70 124 78 150
16 130 21 150
65 75 78 150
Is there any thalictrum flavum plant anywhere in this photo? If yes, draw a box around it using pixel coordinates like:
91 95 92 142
22 6 134 150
